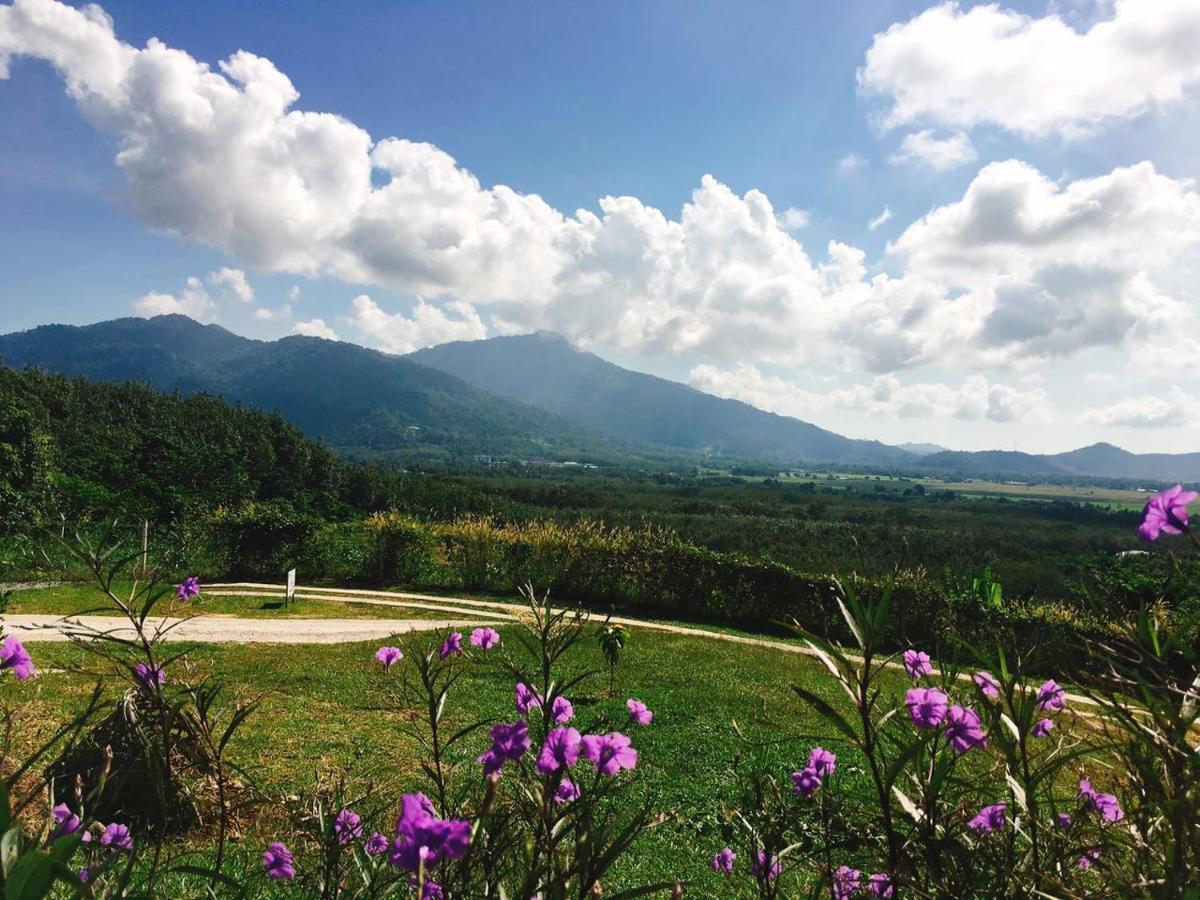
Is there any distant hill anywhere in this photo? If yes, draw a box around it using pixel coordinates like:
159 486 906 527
4 318 1198 481
0 317 621 464
913 443 1200 483
895 442 950 456
410 332 914 466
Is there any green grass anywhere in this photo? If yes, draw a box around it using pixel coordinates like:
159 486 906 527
12 624 899 895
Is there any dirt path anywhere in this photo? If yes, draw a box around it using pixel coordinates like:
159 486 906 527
7 582 1101 710
204 583 1104 710
3 614 500 644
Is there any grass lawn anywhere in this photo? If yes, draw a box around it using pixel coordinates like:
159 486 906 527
9 622 916 896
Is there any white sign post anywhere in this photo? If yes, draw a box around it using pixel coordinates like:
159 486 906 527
286 568 296 607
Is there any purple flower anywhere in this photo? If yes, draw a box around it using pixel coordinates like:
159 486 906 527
50 803 81 840
943 705 987 755
1078 848 1100 869
364 832 389 855
905 687 949 729
515 682 542 716
903 649 932 681
78 867 92 883
554 779 580 805
99 822 133 851
389 794 471 871
551 696 574 724
478 720 530 777
751 851 781 882
791 767 822 798
263 841 295 880
808 746 836 778
1055 813 1072 829
581 732 638 775
1037 680 1066 712
968 803 1006 835
439 632 463 659
867 873 894 897
176 576 201 602
335 809 363 845
0 636 35 681
375 646 403 669
1138 484 1197 541
1079 779 1123 823
412 877 443 899
1031 717 1054 738
832 865 861 899
469 627 500 650
134 663 165 689
710 847 735 875
973 670 1000 700
536 726 583 775
626 698 653 725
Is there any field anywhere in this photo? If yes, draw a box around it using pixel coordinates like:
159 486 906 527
10 615 898 896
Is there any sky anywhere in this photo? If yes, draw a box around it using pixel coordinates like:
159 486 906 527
1 0 1199 454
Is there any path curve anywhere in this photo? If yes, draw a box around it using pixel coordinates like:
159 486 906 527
2 614 500 645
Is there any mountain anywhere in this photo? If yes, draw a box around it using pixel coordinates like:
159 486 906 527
895 442 950 456
409 332 914 466
0 316 621 464
913 443 1200 483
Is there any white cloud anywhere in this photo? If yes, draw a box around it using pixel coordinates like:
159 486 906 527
6 0 1200 391
287 284 300 301
836 153 867 174
688 363 1051 423
254 303 291 321
859 0 1200 140
889 129 976 171
346 294 487 354
133 276 215 322
776 207 810 230
208 266 253 301
867 206 893 231
1082 386 1191 427
885 160 1200 365
292 318 337 340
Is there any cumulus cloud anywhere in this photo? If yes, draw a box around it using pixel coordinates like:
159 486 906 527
859 0 1200 140
133 276 216 321
836 153 867 174
889 129 976 171
292 318 337 340
886 160 1200 365
6 0 1200 385
867 206 893 231
776 207 810 230
1082 386 1192 427
208 266 253 301
254 304 291 321
688 362 1051 423
346 294 487 354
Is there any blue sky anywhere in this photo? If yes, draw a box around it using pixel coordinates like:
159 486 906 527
1 0 1199 453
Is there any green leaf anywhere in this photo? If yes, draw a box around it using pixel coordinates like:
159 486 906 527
5 849 62 900
791 685 859 744
1 827 20 879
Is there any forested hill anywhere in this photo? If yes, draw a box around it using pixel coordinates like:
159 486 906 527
410 332 913 466
0 317 623 465
0 366 358 526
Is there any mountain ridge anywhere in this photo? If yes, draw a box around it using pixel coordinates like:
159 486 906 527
1 317 1197 480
